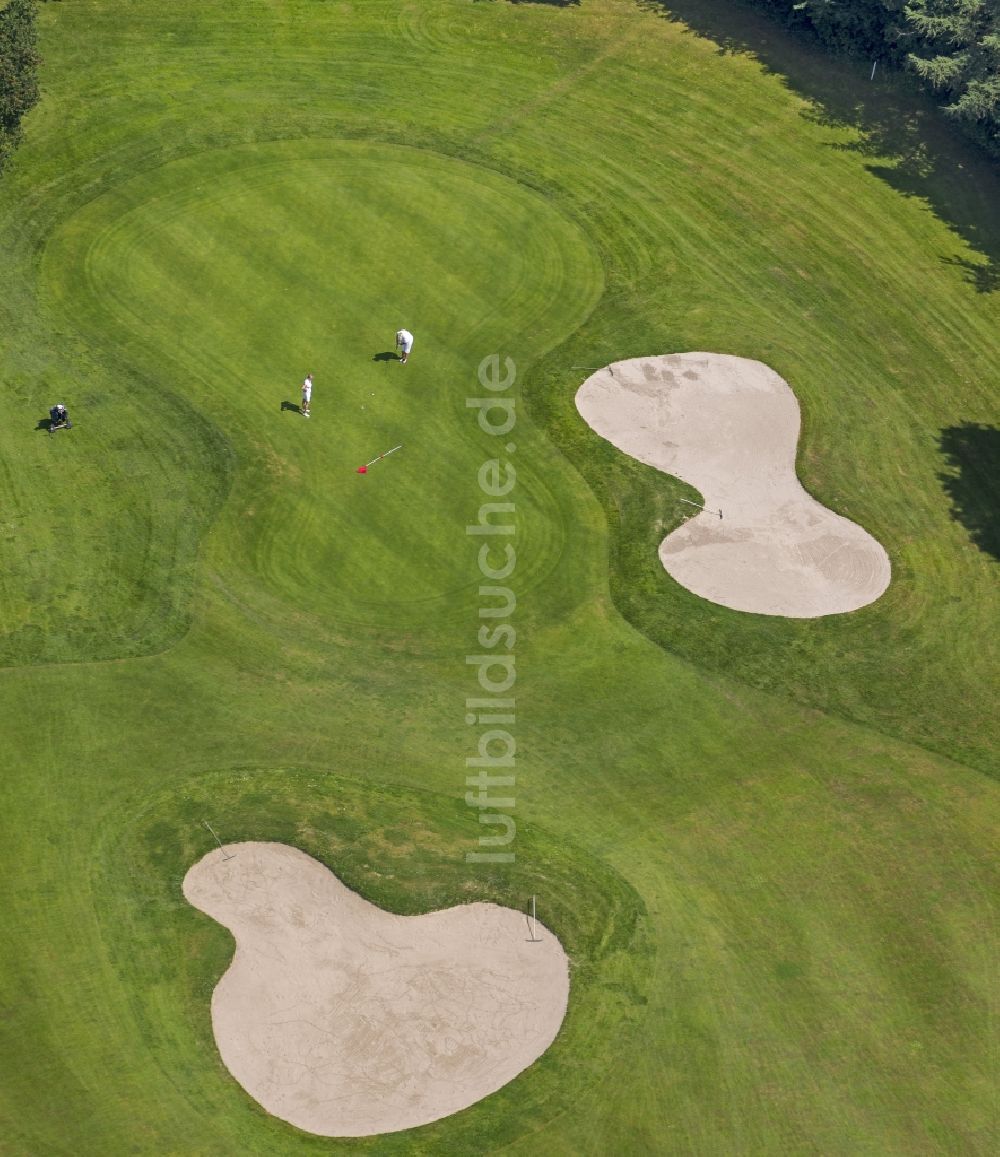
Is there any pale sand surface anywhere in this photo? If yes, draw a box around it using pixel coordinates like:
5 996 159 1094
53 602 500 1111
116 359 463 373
576 352 891 617
182 842 569 1137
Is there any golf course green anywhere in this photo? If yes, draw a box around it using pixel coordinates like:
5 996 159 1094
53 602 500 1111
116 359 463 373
0 0 997 1152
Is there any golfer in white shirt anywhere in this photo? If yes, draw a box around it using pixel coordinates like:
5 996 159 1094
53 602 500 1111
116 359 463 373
395 329 414 364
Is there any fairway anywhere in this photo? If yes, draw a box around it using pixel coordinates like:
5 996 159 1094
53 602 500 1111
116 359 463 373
0 0 997 1153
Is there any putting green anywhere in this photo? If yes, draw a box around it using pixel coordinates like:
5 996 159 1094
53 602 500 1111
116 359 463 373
39 140 602 639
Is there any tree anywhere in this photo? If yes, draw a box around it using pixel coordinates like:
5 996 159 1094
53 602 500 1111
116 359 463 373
905 0 1000 144
0 0 40 174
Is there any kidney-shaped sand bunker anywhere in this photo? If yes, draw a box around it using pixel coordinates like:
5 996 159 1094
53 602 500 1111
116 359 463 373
576 353 891 618
183 842 569 1137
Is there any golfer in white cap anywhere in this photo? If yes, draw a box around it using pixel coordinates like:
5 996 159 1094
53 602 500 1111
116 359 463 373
301 373 313 417
395 329 413 364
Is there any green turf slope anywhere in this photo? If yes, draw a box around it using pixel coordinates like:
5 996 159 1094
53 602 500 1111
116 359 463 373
0 1 996 1153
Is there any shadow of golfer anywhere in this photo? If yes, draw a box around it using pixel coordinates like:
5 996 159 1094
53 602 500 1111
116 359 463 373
280 400 302 414
372 351 398 362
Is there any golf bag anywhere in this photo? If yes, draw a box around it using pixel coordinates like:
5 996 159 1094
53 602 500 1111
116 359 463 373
49 405 72 431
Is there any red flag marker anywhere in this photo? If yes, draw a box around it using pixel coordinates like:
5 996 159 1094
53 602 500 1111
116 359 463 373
357 444 402 474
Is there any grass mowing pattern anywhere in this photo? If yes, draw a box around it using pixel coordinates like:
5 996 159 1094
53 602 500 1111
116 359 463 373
0 0 996 1152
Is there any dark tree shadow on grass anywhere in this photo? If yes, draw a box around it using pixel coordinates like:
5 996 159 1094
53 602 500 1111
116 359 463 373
939 256 1000 294
639 0 1000 293
938 423 1000 559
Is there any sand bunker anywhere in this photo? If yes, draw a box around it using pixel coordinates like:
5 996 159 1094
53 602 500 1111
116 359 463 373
576 353 891 617
182 842 569 1137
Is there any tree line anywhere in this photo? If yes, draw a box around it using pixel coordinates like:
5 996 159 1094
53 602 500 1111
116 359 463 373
0 0 40 175
752 0 999 154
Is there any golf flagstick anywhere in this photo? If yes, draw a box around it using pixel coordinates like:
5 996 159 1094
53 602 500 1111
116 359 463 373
357 444 402 473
